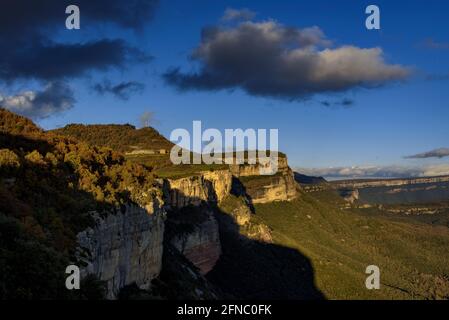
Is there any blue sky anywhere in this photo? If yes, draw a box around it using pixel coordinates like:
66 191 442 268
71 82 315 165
2 0 449 176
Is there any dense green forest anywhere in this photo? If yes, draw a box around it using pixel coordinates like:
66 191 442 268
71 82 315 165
51 123 173 153
0 108 158 299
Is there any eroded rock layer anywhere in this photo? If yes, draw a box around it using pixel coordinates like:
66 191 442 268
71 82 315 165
76 203 165 299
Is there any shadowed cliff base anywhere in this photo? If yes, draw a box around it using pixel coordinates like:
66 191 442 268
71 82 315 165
159 186 324 300
207 206 325 300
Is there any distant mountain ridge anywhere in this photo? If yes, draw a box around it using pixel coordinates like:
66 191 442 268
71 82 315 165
330 175 449 189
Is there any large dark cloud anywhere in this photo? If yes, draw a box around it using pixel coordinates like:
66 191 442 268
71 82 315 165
2 40 151 82
0 81 75 119
404 148 449 159
93 80 145 100
0 0 158 39
0 0 158 82
0 0 157 118
164 19 410 101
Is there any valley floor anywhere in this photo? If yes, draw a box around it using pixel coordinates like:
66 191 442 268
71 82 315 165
253 190 449 299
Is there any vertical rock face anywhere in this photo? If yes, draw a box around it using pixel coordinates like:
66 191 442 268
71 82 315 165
164 170 232 209
241 169 298 204
76 203 165 299
162 157 297 277
202 170 233 202
162 171 230 275
230 156 290 177
231 156 298 204
163 157 297 208
170 208 221 275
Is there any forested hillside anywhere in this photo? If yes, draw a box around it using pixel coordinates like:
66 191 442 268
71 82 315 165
0 109 158 299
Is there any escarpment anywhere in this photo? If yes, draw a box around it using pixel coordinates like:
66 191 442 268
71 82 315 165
159 157 298 275
234 156 298 204
162 157 299 208
167 206 221 275
76 202 165 299
239 171 298 204
163 170 233 209
229 156 290 177
161 171 230 275
27 112 300 298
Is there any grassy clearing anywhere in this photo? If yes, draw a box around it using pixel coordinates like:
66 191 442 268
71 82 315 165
154 163 229 179
125 153 228 179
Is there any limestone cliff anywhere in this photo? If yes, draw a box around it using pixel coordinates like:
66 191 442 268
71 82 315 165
232 156 298 204
160 156 297 278
76 202 165 299
169 207 221 274
74 155 297 298
240 170 298 204
163 170 233 209
230 156 290 177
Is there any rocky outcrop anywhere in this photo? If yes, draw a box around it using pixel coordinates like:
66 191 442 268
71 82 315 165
340 189 359 204
162 156 296 278
76 202 165 299
164 155 298 208
230 156 290 177
218 195 272 243
202 170 233 202
162 171 230 276
170 208 221 274
163 170 232 209
74 155 297 298
232 156 298 204
242 170 298 204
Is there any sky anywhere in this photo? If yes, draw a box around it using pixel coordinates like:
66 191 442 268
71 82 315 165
1 0 448 178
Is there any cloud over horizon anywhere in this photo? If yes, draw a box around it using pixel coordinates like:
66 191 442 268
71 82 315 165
404 148 449 159
296 164 449 179
164 17 410 101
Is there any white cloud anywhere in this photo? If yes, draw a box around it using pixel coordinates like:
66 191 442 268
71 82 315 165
0 82 75 119
165 19 410 100
295 164 449 179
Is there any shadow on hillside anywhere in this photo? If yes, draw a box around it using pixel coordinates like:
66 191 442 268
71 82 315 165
208 205 325 300
230 176 255 213
1 131 324 299
0 132 129 299
162 184 325 300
